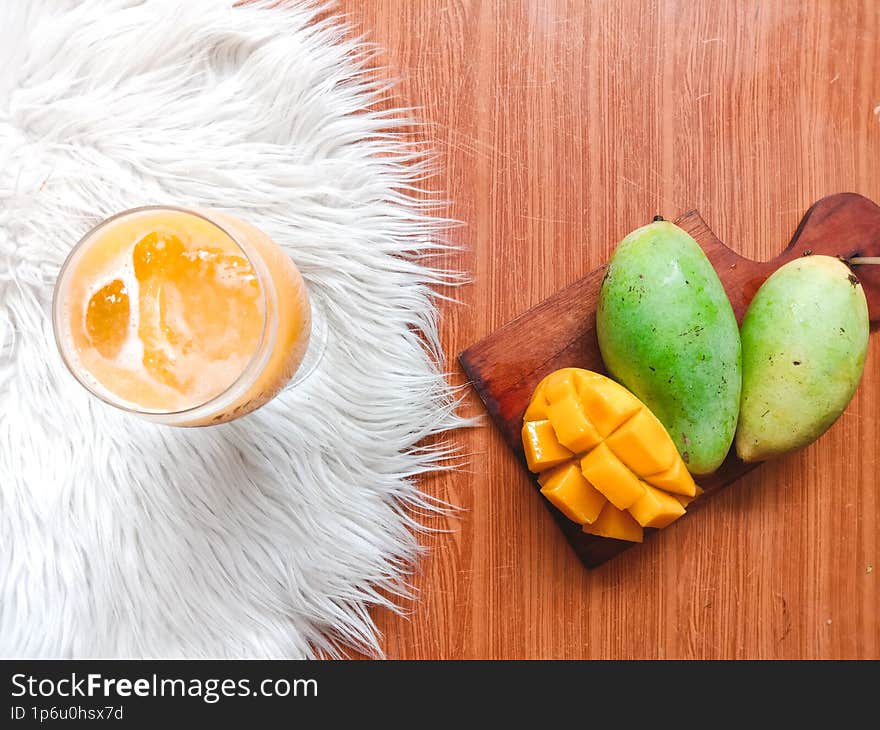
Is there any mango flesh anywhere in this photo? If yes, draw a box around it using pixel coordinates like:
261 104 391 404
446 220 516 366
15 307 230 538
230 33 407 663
597 221 741 475
583 503 644 543
735 255 869 462
523 368 696 542
538 463 607 525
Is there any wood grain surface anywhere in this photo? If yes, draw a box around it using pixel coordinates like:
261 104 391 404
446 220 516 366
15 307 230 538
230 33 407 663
337 0 880 658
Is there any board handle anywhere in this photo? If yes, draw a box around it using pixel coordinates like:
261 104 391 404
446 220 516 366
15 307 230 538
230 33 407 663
687 193 880 325
783 193 880 326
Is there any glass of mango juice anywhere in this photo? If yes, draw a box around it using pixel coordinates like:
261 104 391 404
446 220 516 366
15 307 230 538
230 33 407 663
53 206 315 426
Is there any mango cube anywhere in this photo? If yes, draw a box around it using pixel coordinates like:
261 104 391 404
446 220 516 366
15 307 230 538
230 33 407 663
644 458 696 497
522 419 573 472
577 376 641 436
523 391 549 421
539 463 607 524
583 503 644 543
673 485 704 508
604 409 677 476
547 394 602 453
522 368 696 541
628 482 686 528
543 369 579 402
580 442 645 510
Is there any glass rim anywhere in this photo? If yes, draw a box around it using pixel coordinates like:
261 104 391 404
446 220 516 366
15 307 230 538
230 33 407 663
52 205 273 418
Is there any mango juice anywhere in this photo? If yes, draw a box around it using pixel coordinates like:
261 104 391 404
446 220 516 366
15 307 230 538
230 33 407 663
53 207 311 425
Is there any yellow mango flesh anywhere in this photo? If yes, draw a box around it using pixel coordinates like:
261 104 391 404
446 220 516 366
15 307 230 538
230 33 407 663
539 463 607 524
523 368 695 541
604 409 677 477
673 485 705 508
643 459 696 497
522 420 575 471
546 394 602 453
580 442 645 510
85 279 131 360
583 503 644 543
628 482 686 528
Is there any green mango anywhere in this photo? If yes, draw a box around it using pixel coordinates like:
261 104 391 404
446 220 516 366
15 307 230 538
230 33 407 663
736 255 869 462
597 220 741 475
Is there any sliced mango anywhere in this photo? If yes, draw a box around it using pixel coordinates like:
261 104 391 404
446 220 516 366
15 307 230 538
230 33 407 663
85 279 130 359
644 458 696 497
522 419 574 472
543 369 579 402
539 463 606 524
580 442 645 510
673 485 704 508
583 503 644 543
547 394 602 453
523 367 698 542
628 482 686 528
604 409 677 476
576 374 641 437
523 390 549 421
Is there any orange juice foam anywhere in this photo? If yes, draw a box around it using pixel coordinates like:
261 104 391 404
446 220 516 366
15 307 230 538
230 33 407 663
56 208 310 422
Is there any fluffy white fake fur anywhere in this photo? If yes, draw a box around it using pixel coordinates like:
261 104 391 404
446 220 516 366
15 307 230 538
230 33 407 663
0 0 466 658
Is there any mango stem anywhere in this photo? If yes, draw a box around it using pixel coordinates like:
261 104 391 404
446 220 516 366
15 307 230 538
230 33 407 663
849 257 880 265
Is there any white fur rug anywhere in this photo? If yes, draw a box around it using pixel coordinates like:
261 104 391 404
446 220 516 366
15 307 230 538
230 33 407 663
0 0 465 658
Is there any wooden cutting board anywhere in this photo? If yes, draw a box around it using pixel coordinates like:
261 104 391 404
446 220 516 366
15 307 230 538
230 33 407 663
459 192 880 569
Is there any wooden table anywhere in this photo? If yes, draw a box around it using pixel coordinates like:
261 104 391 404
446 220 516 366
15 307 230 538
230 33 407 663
340 0 880 659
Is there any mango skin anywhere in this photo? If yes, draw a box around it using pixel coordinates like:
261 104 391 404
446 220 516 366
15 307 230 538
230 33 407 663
597 221 741 475
735 255 869 462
